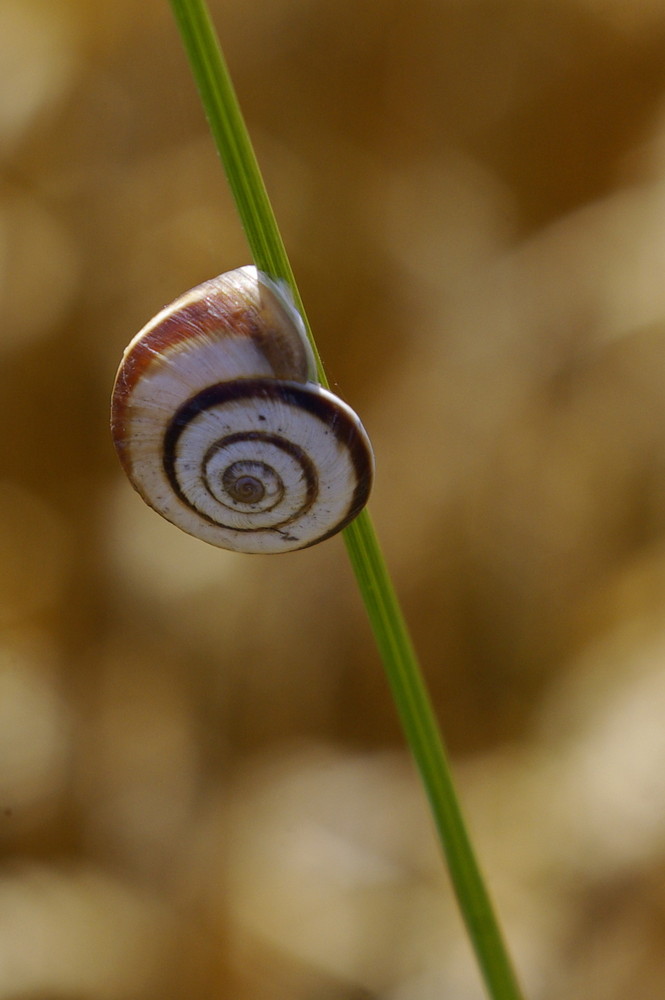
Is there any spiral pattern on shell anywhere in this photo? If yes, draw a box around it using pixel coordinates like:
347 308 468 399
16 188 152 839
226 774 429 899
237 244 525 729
111 267 374 553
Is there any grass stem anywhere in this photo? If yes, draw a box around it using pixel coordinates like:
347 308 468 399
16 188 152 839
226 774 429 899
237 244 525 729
168 3 525 997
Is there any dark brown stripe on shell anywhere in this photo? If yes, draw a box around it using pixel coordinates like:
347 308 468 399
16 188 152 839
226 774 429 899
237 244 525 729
162 379 373 544
163 381 318 532
202 431 317 525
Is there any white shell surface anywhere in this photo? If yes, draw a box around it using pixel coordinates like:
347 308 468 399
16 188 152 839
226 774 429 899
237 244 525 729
111 268 373 553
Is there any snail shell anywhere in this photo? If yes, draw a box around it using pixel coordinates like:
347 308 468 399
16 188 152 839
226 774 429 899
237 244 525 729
111 266 373 553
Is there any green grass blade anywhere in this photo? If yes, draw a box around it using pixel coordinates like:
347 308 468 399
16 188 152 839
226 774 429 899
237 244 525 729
167 0 327 383
168 2 526 998
343 512 524 999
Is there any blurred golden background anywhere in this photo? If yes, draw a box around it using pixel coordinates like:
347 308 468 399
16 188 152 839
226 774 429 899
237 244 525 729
3 0 665 997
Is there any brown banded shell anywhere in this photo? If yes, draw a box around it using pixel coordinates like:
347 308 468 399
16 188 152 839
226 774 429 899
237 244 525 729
111 266 374 553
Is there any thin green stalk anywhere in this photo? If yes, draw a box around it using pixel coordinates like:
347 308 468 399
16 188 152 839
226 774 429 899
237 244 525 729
168 2 525 998
166 0 326 383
